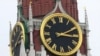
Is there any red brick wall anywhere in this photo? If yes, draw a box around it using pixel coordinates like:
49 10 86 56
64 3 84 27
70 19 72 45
22 0 78 21
80 30 87 55
62 0 78 21
22 0 54 18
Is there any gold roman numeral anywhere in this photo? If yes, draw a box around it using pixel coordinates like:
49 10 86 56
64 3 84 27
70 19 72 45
72 40 77 46
68 46 72 51
46 38 52 44
44 32 50 35
51 18 56 24
46 24 51 29
66 20 69 25
60 46 64 52
52 43 57 50
59 16 63 23
73 34 79 37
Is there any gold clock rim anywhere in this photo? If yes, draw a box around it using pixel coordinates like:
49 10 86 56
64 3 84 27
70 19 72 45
40 13 83 55
10 22 25 56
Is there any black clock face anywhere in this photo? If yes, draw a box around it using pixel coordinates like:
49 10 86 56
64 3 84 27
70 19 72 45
10 22 25 56
40 13 82 55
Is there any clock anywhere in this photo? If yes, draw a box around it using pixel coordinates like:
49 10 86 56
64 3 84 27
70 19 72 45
10 22 25 56
40 13 82 55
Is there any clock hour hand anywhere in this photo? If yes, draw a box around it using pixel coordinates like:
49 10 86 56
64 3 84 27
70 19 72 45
56 32 78 38
60 33 79 38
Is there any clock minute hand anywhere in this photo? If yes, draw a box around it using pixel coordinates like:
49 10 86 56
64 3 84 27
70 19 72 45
63 27 76 34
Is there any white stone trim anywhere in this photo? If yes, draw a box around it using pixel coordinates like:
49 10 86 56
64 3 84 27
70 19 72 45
43 0 67 18
79 23 86 34
77 50 86 56
36 51 41 56
41 45 46 56
58 0 67 14
33 19 42 30
19 39 27 56
28 2 35 56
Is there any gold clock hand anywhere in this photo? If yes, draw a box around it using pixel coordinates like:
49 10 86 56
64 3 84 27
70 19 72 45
56 32 78 38
14 31 22 47
63 27 76 34
60 33 78 38
55 32 61 37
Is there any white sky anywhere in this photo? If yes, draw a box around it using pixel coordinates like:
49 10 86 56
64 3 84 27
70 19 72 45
0 0 100 56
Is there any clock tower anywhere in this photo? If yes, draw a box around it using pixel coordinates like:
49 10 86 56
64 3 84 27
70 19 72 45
9 0 91 56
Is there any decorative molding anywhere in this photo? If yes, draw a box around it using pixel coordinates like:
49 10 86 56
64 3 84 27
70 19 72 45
44 0 67 18
33 19 42 30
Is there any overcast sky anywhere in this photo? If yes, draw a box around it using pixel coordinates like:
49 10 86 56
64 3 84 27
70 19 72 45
0 0 100 56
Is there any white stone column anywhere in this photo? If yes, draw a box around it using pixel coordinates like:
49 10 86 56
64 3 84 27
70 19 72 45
41 45 46 56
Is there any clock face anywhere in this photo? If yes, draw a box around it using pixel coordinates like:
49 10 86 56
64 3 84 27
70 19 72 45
40 13 82 55
10 22 25 56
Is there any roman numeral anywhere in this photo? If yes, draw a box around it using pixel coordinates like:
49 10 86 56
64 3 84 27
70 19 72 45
60 46 64 52
59 17 63 23
46 24 51 29
66 20 69 25
52 43 57 50
68 46 72 51
72 40 77 46
51 18 56 24
46 38 52 44
44 32 50 35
